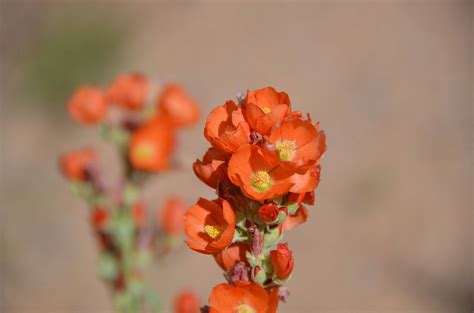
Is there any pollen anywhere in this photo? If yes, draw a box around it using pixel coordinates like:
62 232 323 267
135 143 153 160
203 225 221 239
235 304 255 313
262 106 271 114
251 170 272 193
276 140 297 161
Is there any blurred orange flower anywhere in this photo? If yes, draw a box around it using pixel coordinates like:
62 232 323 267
128 116 175 171
106 73 149 110
174 291 200 313
227 144 293 202
159 197 187 236
213 242 250 272
243 87 290 135
193 148 228 188
184 198 235 254
90 207 108 229
67 86 107 124
204 100 250 154
269 243 294 280
157 84 200 128
209 281 279 313
59 148 96 181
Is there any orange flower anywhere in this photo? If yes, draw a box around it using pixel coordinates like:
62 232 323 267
90 207 108 229
268 118 326 168
67 86 107 124
209 281 279 313
227 144 293 202
213 242 249 272
269 243 294 280
174 291 200 313
128 116 175 171
193 148 228 188
106 73 149 110
204 100 250 154
281 205 308 232
157 83 200 128
59 148 96 180
184 198 235 254
244 87 290 135
132 202 147 226
159 197 186 235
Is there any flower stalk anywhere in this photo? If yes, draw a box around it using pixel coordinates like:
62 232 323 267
186 87 326 312
59 73 201 313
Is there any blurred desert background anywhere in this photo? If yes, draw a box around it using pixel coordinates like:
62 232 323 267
0 1 472 312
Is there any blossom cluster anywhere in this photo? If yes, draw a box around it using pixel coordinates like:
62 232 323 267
59 73 200 313
186 87 326 312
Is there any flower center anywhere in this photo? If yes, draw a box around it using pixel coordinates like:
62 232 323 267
276 140 297 161
235 304 255 313
262 106 271 114
135 143 153 160
251 171 272 193
203 225 221 239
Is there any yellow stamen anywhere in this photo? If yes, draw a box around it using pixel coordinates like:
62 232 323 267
275 140 297 161
135 144 153 160
251 170 272 193
262 106 271 114
203 225 221 239
235 304 255 313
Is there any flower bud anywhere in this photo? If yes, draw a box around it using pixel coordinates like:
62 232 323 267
174 291 200 313
67 86 107 125
252 266 266 285
248 225 264 257
270 243 294 280
106 73 149 111
91 207 108 229
227 261 249 283
59 148 96 181
258 203 279 223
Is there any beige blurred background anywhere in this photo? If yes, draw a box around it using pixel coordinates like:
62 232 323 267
0 1 472 312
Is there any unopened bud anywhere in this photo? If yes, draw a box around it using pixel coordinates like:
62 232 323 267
248 225 264 257
252 266 266 285
227 261 249 283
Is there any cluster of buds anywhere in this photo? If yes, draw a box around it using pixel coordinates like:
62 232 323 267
185 87 326 312
59 73 200 313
